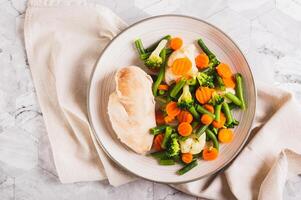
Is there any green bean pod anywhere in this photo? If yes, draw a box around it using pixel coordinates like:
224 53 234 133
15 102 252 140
150 125 169 135
205 129 219 150
195 125 208 137
177 160 198 175
159 159 175 165
222 102 234 126
161 127 172 149
196 105 215 119
235 73 246 110
214 104 222 122
188 106 200 120
224 92 242 107
152 48 167 96
170 79 186 98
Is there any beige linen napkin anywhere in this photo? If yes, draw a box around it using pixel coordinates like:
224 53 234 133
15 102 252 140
24 0 135 186
24 0 301 198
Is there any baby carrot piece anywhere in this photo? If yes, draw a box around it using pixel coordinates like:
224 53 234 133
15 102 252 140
170 37 183 50
204 104 214 113
212 112 226 128
158 84 169 91
216 63 233 78
195 87 214 104
177 110 193 123
171 57 192 76
218 128 234 143
203 147 218 161
178 122 192 136
165 101 181 117
155 111 165 125
222 77 236 88
181 153 193 164
164 115 175 123
195 53 209 69
153 133 164 151
201 114 213 125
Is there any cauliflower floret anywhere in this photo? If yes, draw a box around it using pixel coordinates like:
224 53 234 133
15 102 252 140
179 133 206 154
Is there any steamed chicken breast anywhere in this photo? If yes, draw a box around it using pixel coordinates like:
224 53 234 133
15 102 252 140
108 66 156 155
165 44 199 85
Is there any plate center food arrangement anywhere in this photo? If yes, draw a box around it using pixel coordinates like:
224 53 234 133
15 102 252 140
88 15 256 183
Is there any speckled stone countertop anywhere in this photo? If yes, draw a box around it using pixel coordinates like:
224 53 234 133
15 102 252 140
0 0 301 199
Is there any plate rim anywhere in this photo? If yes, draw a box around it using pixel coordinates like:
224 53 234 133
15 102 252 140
87 14 257 184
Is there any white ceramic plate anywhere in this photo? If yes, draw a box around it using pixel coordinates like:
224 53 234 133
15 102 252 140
88 15 256 183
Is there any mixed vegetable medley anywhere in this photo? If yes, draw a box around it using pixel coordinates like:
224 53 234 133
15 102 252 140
134 35 246 175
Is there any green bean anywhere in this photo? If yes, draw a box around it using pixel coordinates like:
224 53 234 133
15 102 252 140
177 160 198 175
222 102 234 126
235 73 246 110
170 79 186 98
216 76 225 91
161 127 172 149
159 159 175 165
152 48 166 96
195 125 208 137
197 38 216 60
150 125 169 135
214 104 222 121
134 39 146 56
205 129 219 150
145 35 172 52
196 105 215 119
224 92 242 107
150 151 167 159
191 121 199 129
188 106 200 120
158 90 165 95
212 127 218 135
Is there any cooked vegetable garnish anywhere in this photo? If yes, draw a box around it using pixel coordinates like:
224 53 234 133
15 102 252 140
171 57 192 76
178 122 193 136
177 110 193 123
195 53 209 69
177 160 198 175
201 114 213 125
161 127 173 149
152 48 167 96
170 37 183 50
195 87 214 104
203 147 218 161
218 128 234 143
166 101 181 117
196 105 215 119
235 73 246 110
181 153 193 164
139 36 247 175
145 39 168 68
159 159 175 165
153 133 164 151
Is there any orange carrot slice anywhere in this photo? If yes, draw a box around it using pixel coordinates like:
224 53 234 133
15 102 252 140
222 76 236 88
153 133 164 151
170 37 183 50
212 112 226 128
158 84 169 91
165 101 181 117
204 104 214 113
171 57 192 76
177 110 193 123
195 53 209 69
216 63 233 78
195 87 214 104
178 122 192 136
181 153 193 164
218 128 234 143
203 147 218 161
201 114 213 125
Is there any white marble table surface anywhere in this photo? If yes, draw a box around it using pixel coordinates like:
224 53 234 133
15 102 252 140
1 0 301 199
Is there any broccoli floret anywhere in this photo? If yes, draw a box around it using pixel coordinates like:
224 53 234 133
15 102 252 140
145 39 167 68
209 91 224 106
196 72 214 88
166 135 180 157
177 84 194 109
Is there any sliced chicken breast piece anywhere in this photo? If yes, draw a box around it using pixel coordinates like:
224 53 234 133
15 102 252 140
108 66 156 155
